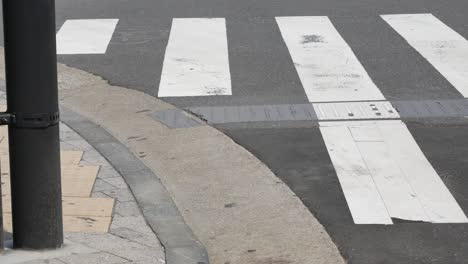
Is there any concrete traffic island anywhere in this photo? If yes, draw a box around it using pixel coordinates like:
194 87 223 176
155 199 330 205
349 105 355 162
0 48 345 264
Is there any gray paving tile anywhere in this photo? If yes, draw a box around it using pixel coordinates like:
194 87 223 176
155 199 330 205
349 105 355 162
97 166 120 179
114 248 165 263
110 227 162 249
64 233 162 263
58 252 128 264
18 259 65 264
93 178 118 192
65 139 94 151
65 233 147 252
114 201 141 217
60 142 77 151
59 124 74 133
102 188 135 202
91 191 112 198
110 215 154 235
102 177 128 189
60 132 82 141
82 151 109 165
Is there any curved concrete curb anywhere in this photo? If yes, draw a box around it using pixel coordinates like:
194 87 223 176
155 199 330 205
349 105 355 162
60 107 209 264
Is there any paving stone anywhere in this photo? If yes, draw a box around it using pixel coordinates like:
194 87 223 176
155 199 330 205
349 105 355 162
60 142 77 151
65 233 153 262
102 188 135 202
114 201 141 217
100 163 114 169
131 260 165 264
64 215 112 233
97 166 120 179
110 227 162 249
58 252 129 264
110 215 154 235
59 124 74 133
91 191 112 198
62 166 98 197
60 131 79 137
102 177 128 189
93 178 118 192
111 248 165 263
60 132 82 141
59 128 73 135
77 160 94 166
18 259 65 264
61 151 84 165
65 139 94 151
82 151 109 165
1 239 98 264
62 197 114 217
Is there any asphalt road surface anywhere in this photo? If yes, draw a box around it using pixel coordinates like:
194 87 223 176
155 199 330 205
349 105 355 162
25 0 468 263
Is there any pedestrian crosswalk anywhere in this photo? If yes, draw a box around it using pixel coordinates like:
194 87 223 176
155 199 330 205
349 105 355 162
56 13 468 225
55 14 468 102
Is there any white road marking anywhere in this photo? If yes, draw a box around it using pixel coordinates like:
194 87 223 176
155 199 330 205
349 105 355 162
378 121 468 223
276 16 385 102
321 120 468 224
320 123 393 224
56 19 118 55
158 18 232 97
382 13 468 97
352 126 430 222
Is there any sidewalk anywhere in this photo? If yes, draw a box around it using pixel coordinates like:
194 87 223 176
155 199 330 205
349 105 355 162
0 86 166 264
0 48 345 264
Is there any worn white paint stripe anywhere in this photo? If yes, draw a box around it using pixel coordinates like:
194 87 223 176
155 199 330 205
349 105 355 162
378 121 468 223
382 14 468 97
56 19 118 55
351 124 430 222
320 124 392 224
276 16 385 103
158 18 232 97
321 120 468 224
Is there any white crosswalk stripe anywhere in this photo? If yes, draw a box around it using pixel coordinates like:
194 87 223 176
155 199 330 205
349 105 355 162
56 19 119 55
382 13 468 98
276 16 385 103
320 122 394 224
276 15 467 224
321 121 468 224
158 18 232 97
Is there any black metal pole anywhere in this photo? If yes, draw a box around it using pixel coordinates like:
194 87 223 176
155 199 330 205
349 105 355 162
0 163 3 252
2 0 63 249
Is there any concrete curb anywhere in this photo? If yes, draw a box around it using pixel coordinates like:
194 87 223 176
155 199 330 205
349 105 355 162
60 107 209 264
